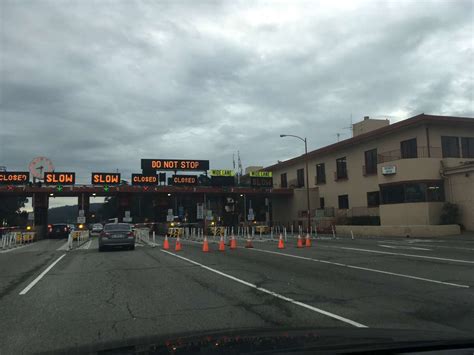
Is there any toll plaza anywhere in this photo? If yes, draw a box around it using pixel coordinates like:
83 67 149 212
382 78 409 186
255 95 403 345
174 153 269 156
0 160 293 239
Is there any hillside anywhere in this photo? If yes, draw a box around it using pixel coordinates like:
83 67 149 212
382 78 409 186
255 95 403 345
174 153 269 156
48 203 103 224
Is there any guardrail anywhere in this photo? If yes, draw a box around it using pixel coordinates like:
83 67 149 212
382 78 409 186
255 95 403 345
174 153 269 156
1 231 36 250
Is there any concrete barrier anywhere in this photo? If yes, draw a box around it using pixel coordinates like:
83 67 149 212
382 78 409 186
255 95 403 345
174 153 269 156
335 224 461 238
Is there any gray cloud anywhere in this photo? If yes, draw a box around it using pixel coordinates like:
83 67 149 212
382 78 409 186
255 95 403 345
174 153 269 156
1 0 473 185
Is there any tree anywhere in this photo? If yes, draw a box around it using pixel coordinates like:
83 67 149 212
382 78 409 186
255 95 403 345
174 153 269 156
0 196 28 226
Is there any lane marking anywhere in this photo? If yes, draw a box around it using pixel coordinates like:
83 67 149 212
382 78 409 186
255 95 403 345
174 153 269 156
79 240 92 250
160 249 367 328
19 254 67 295
247 248 469 289
336 247 474 264
378 241 474 251
379 244 432 251
57 241 70 251
0 245 30 253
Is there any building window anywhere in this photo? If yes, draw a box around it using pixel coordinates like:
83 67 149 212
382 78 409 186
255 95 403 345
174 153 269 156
405 183 426 202
380 181 445 204
320 197 325 209
400 138 417 159
280 173 287 188
316 163 326 184
338 195 349 209
461 137 474 158
367 191 380 207
364 149 377 175
336 157 348 180
297 168 305 187
426 182 445 202
381 184 405 204
441 136 460 158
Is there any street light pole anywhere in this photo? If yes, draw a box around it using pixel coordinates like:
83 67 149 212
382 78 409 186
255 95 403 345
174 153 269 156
280 134 311 233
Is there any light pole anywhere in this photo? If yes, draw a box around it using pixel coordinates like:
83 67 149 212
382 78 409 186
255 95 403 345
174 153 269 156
280 134 311 233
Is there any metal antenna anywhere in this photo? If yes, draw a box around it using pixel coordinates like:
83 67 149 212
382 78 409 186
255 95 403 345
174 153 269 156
342 113 353 137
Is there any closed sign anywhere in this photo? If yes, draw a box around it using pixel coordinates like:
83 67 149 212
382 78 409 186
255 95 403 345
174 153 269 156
0 172 29 185
172 175 197 186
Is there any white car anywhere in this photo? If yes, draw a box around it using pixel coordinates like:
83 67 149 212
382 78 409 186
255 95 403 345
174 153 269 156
91 223 103 235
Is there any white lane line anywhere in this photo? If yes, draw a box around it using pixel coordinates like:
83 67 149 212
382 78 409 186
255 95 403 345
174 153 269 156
337 247 474 264
56 241 69 251
340 246 474 263
79 240 92 250
379 244 432 251
160 249 367 328
19 254 67 295
247 248 469 289
0 245 30 253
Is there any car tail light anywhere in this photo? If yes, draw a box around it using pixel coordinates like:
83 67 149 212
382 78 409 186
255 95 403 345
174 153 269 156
127 232 134 238
64 227 67 232
102 232 111 238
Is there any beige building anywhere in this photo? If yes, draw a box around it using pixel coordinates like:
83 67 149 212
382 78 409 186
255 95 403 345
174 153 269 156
266 114 474 232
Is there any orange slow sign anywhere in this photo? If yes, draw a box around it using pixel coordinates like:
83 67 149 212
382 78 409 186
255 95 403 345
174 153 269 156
44 172 75 185
91 173 121 185
0 172 30 185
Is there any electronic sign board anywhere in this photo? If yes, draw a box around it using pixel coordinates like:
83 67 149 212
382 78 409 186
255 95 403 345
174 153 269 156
171 175 198 186
141 159 209 171
91 173 121 185
44 172 75 185
250 177 273 187
249 171 272 178
131 174 158 185
210 170 235 177
0 172 30 185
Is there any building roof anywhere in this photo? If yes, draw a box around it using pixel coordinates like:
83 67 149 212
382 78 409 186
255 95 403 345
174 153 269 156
264 113 474 171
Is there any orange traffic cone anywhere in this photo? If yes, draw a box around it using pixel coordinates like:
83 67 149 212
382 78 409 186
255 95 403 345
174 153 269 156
202 236 209 252
218 236 226 251
230 235 237 250
296 234 303 248
175 236 182 251
305 233 311 247
278 234 285 249
245 237 253 248
163 235 170 250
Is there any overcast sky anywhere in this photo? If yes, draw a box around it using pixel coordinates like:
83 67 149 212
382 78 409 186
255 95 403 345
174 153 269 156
1 0 473 207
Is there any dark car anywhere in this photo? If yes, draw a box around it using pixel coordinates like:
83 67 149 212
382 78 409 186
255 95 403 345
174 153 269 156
48 224 70 239
99 223 135 252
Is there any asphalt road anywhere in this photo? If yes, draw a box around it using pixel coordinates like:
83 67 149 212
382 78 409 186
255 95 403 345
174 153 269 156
1 233 474 353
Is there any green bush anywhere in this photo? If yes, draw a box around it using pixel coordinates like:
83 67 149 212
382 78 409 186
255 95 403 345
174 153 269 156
440 202 459 225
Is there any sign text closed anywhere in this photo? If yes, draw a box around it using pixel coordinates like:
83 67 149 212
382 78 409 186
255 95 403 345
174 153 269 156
0 172 30 185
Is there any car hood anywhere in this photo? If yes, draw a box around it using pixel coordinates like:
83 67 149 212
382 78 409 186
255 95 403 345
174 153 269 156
43 327 474 354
